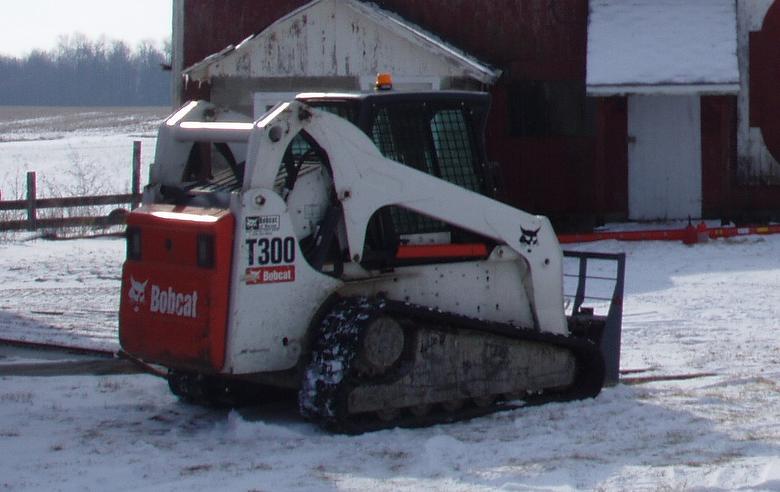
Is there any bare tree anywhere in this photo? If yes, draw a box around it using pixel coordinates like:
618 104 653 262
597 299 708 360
0 33 171 106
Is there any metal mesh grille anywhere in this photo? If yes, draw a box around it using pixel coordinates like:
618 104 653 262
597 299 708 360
371 107 435 174
430 110 479 192
370 104 480 235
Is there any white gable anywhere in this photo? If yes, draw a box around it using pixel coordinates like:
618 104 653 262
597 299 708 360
184 0 499 85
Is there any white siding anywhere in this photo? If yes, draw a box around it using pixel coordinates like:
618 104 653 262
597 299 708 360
191 0 497 84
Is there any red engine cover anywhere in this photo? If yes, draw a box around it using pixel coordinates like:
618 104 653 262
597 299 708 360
119 204 234 373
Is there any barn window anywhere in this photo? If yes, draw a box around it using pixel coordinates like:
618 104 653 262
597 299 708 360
508 80 595 137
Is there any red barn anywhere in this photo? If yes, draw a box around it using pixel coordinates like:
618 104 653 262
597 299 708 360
171 0 780 229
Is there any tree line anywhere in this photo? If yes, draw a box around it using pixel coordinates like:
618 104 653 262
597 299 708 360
0 34 171 106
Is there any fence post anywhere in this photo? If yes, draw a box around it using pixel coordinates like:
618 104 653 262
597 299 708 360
132 141 142 210
26 171 37 231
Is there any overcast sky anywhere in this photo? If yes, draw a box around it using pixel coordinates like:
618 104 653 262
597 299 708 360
0 0 172 57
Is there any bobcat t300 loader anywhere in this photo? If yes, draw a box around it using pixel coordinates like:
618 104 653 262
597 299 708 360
119 87 624 432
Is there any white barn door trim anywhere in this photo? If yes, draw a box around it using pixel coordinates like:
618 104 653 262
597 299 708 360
627 95 702 221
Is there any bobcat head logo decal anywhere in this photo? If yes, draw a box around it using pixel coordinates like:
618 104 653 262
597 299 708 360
520 226 541 247
128 277 148 313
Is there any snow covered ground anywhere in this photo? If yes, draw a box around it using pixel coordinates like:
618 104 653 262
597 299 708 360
0 106 164 200
2 110 780 491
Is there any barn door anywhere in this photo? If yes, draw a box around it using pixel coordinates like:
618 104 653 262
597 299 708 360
627 95 702 220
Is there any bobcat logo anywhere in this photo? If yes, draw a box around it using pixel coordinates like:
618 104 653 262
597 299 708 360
128 277 148 313
245 216 260 231
520 226 541 247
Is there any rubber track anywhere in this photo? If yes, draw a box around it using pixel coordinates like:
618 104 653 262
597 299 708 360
298 297 605 433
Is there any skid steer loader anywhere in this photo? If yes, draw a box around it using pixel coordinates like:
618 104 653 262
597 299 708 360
119 86 624 432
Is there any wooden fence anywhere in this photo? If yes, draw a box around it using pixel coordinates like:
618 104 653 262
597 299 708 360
0 141 143 232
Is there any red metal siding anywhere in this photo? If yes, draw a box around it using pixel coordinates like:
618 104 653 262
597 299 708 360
749 1 780 165
595 98 628 219
487 85 598 224
700 96 736 219
373 0 587 80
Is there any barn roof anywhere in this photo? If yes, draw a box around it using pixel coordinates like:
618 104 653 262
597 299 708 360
183 0 500 85
587 0 740 95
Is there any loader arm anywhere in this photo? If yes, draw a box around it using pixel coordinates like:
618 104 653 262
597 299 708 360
245 102 567 335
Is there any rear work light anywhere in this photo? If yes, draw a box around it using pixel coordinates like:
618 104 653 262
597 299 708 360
126 227 142 261
197 234 215 268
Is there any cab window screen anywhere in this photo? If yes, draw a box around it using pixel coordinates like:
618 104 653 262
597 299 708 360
430 110 479 192
369 104 482 235
371 106 435 175
370 105 480 192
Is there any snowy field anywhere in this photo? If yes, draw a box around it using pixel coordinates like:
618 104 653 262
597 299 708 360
2 110 780 491
0 106 166 200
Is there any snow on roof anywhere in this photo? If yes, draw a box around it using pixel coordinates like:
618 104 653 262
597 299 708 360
587 0 739 96
183 0 500 85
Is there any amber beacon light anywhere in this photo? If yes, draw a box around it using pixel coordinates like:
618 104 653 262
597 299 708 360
375 72 393 91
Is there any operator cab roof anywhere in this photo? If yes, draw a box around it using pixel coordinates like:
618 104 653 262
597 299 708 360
295 90 491 130
295 88 491 126
296 90 490 104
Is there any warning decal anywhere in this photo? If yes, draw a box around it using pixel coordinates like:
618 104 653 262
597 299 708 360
245 215 281 235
